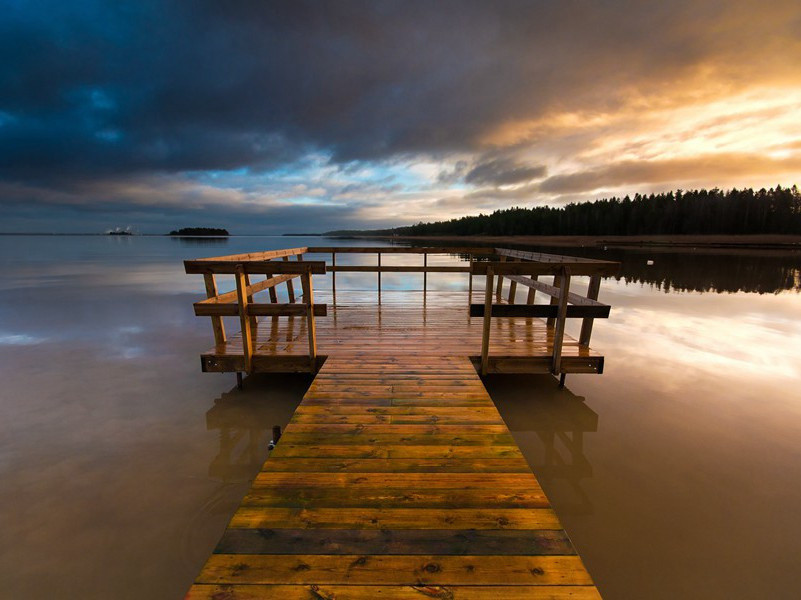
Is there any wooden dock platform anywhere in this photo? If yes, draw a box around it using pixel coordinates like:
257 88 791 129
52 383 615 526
186 354 600 599
184 246 617 598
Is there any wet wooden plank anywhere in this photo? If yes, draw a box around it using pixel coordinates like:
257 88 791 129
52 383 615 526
214 529 575 555
186 584 602 599
195 554 593 585
187 354 599 597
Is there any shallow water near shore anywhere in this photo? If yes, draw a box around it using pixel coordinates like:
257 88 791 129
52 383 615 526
1 235 800 599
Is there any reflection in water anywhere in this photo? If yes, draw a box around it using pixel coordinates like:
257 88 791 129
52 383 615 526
402 238 801 294
170 236 231 246
204 374 310 483
485 374 598 515
3 235 801 599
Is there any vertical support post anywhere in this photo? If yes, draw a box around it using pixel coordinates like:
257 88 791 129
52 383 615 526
243 273 257 330
546 273 561 327
331 251 337 305
495 255 507 300
468 257 473 304
526 275 539 304
203 273 226 346
234 265 253 373
480 267 494 376
579 275 602 346
377 251 382 304
552 267 571 376
300 267 317 371
282 256 296 302
507 271 518 304
423 252 428 295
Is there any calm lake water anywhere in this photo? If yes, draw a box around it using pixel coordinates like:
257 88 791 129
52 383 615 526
1 235 800 599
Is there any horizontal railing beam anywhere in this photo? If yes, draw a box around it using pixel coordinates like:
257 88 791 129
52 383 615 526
198 274 298 305
327 265 469 273
469 303 610 319
471 261 614 276
504 275 606 307
194 302 328 317
190 247 308 262
185 260 327 275
307 246 494 255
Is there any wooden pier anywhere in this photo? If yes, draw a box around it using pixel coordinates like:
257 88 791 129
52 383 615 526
184 246 617 598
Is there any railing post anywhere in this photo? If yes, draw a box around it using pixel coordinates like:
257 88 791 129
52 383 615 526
242 273 257 330
423 252 428 294
377 251 382 304
234 265 253 373
202 273 226 346
331 251 337 305
495 255 507 300
551 267 571 375
300 266 317 371
546 273 561 327
481 267 494 376
526 275 538 304
468 257 473 305
579 275 602 346
282 256 296 302
507 259 519 304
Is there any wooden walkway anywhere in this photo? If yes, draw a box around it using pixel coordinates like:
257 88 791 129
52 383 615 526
186 354 600 599
200 291 604 376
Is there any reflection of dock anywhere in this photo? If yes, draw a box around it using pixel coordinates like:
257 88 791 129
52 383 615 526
491 375 599 515
185 247 616 598
205 376 309 483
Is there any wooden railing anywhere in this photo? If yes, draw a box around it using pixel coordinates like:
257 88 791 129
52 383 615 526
185 245 618 378
185 247 326 372
470 249 618 376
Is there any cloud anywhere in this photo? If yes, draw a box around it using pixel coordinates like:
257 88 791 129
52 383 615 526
539 153 801 194
1 1 801 231
464 159 547 186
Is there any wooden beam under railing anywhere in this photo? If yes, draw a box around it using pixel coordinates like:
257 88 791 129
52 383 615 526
184 260 326 275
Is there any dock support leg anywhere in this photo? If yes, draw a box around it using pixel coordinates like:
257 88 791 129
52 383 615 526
559 373 566 388
236 372 243 390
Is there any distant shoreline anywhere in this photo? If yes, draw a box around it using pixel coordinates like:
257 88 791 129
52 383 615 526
328 233 801 250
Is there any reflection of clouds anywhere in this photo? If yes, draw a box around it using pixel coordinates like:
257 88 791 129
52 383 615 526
598 282 801 379
0 332 47 345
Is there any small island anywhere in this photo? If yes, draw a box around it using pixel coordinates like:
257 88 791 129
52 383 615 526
168 227 229 237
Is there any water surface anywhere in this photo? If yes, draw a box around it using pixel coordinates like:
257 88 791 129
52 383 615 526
1 235 800 599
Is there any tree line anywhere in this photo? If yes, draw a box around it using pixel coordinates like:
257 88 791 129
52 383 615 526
348 186 801 237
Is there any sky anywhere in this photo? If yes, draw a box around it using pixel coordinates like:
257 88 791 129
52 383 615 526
2 0 801 234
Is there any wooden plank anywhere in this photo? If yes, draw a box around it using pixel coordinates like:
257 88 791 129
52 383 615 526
196 554 592 585
214 529 573 554
239 488 546 509
552 268 571 375
580 274 602 346
234 266 252 373
282 256 296 302
190 247 307 262
307 246 493 255
185 259 326 275
300 270 317 369
469 303 610 319
202 273 226 345
187 584 602 600
481 268 494 375
229 507 561 529
471 261 612 277
328 265 469 273
194 302 327 317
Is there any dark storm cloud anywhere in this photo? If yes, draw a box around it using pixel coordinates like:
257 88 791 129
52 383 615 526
1 0 800 231
464 159 547 186
3 0 799 181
